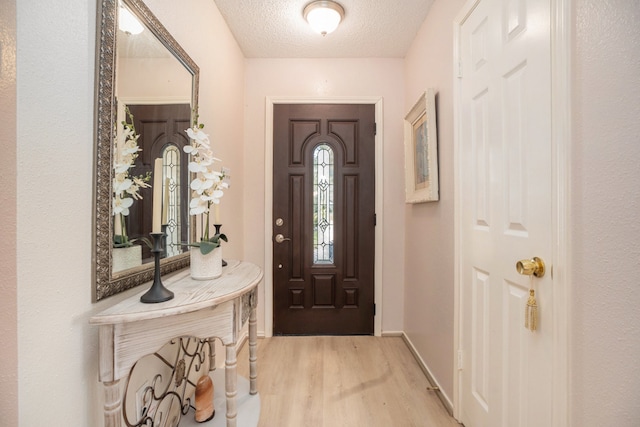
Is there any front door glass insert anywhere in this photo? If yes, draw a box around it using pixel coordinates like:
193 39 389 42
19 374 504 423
313 143 334 264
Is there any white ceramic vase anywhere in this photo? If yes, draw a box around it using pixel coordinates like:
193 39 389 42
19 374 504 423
112 245 142 273
190 246 223 280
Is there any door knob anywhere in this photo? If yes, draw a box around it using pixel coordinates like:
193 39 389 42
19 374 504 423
274 234 291 243
516 257 545 278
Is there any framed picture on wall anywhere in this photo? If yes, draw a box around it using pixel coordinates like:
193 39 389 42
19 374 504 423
404 88 439 203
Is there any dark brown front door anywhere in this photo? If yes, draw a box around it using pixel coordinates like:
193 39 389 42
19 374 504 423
126 104 191 261
273 104 376 335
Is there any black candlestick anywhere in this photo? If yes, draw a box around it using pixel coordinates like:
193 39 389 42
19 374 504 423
214 224 227 266
140 232 174 303
161 224 168 258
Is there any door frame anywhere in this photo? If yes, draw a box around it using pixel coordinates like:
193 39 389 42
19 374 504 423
452 0 572 425
264 96 384 338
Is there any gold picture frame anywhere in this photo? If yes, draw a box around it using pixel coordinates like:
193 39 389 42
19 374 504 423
404 89 439 203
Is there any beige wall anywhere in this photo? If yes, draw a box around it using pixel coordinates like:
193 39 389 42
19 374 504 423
144 0 247 260
403 0 465 403
15 0 244 424
572 0 640 424
243 58 407 334
0 0 17 424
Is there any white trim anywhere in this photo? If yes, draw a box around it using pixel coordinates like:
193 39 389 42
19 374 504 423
236 330 249 352
401 332 454 415
452 1 479 419
550 0 572 425
452 0 571 424
264 96 384 337
380 331 403 337
452 15 461 425
264 97 275 337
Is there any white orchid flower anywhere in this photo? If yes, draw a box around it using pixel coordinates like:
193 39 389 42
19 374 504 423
205 189 224 202
183 145 198 155
113 196 134 216
201 156 215 166
203 170 223 180
191 176 215 194
189 197 208 215
114 178 133 194
200 188 224 200
186 127 210 144
122 126 135 139
188 161 208 173
182 118 229 245
114 162 131 174
112 108 153 246
121 144 140 155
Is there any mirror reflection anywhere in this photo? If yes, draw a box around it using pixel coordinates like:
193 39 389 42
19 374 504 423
94 0 199 301
113 5 193 272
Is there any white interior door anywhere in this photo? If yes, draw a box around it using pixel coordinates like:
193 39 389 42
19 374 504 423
457 0 553 425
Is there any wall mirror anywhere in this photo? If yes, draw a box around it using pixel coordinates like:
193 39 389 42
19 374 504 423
94 0 199 301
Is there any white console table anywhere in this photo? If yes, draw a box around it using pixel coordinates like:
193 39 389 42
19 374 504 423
90 260 262 427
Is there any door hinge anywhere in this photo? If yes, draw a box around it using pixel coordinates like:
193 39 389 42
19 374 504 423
374 213 377 226
457 349 464 370
373 303 376 316
457 60 463 79
374 122 377 136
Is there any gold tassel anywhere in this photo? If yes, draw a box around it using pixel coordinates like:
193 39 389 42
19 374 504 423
525 289 538 331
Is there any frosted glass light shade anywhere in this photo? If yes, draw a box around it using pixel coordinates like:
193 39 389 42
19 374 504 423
304 1 345 36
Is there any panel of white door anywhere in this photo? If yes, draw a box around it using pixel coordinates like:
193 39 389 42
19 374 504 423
458 0 553 426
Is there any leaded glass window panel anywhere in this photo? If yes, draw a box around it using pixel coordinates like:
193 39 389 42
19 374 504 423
313 144 334 264
162 145 181 257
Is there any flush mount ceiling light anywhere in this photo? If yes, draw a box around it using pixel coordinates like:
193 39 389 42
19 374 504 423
303 1 345 36
119 5 144 35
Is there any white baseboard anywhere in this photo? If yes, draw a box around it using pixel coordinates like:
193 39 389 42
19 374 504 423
400 332 454 416
381 330 404 337
236 331 249 352
236 330 267 353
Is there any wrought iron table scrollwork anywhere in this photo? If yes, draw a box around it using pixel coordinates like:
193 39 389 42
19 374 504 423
90 261 262 427
122 337 210 427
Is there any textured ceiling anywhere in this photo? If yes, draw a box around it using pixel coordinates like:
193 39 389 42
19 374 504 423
213 0 435 58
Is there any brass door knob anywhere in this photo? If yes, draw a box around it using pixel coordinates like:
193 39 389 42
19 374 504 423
516 257 545 278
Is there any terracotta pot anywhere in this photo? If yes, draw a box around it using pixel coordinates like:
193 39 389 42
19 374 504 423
195 375 215 422
190 246 223 280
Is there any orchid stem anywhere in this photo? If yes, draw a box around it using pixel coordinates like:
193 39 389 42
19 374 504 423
203 207 210 241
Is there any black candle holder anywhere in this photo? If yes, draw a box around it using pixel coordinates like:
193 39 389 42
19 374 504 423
161 224 168 258
140 232 174 303
214 224 227 267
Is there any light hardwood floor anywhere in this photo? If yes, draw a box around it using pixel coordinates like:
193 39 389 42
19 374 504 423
237 336 461 427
